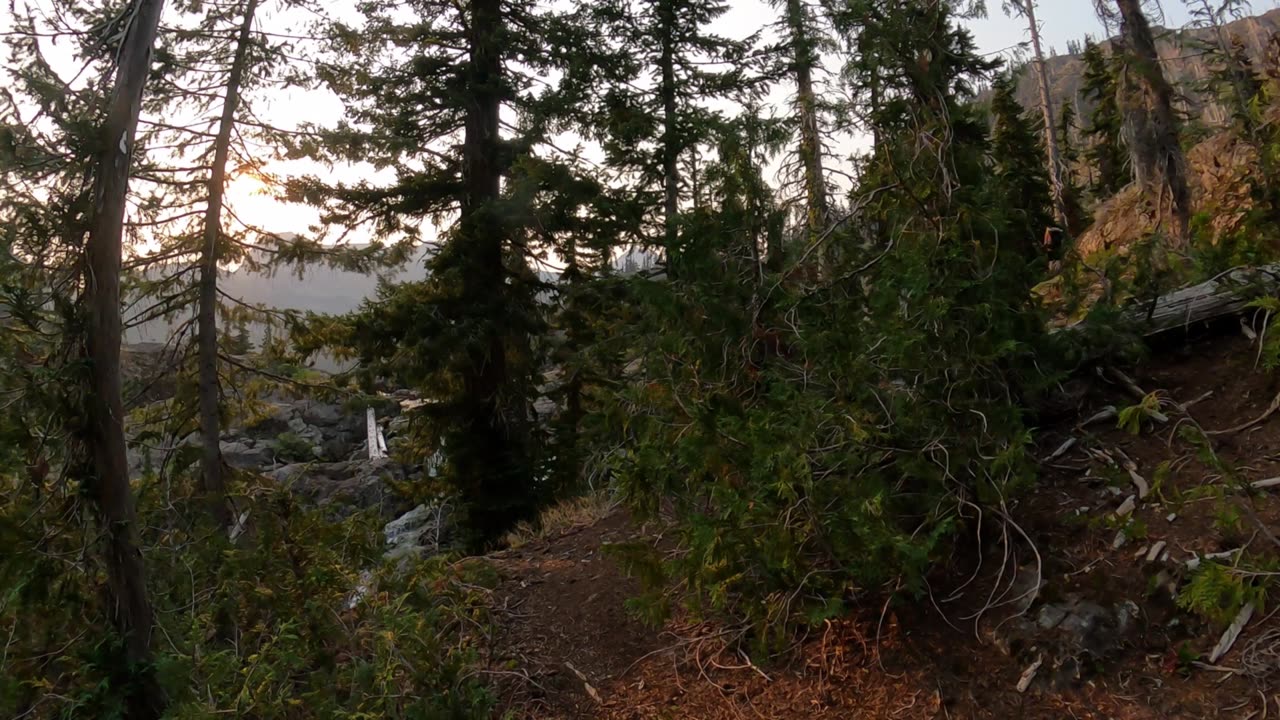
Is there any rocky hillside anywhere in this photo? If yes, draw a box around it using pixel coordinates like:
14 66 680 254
1014 8 1280 129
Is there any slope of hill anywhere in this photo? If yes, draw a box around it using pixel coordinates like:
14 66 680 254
1013 8 1280 130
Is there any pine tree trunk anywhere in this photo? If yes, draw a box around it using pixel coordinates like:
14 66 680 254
1022 0 1071 233
82 0 167 716
785 0 828 246
459 0 523 545
198 0 260 531
1114 0 1191 244
658 0 680 274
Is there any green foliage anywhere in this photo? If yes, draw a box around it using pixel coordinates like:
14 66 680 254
1081 39 1128 202
1178 561 1265 626
1117 392 1163 435
273 431 317 462
989 71 1054 258
603 542 672 628
605 0 1056 644
1246 296 1280 370
0 486 494 719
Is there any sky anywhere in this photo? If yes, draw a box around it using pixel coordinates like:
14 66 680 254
17 0 1280 241
228 0 1278 237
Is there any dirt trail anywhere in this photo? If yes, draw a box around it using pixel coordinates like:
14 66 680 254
487 333 1280 719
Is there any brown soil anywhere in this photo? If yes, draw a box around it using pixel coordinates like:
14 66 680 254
486 331 1280 719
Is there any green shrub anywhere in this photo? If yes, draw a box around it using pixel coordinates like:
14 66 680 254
273 431 317 462
0 485 495 719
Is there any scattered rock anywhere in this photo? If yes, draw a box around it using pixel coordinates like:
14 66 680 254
1209 602 1255 663
270 458 412 519
1037 604 1069 630
1114 495 1137 518
1145 541 1167 564
302 403 345 427
383 502 454 560
220 440 274 470
246 402 294 436
991 596 1139 692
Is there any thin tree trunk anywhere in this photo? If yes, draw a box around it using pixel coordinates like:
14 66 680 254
658 0 680 275
785 0 828 246
1021 0 1071 233
82 0 167 716
1114 0 1190 244
198 0 260 531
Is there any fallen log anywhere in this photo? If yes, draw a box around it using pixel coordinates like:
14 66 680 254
1118 264 1280 337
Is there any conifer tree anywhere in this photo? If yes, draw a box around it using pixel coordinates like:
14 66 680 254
775 0 832 247
990 73 1054 257
81 0 169 714
1002 0 1071 233
590 0 748 275
1081 39 1129 200
1056 101 1088 235
300 0 605 546
1185 0 1259 132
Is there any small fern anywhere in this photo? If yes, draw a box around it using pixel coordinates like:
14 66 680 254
1178 561 1263 625
1117 392 1163 435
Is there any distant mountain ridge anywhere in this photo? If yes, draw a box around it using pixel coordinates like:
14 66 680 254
124 241 660 352
1009 8 1280 130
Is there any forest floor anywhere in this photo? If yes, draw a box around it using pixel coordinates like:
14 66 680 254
483 331 1280 719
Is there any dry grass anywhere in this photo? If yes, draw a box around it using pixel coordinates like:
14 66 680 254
502 491 618 549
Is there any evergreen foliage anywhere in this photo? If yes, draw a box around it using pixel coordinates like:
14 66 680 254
990 73 1055 257
294 0 606 547
1081 39 1129 201
8 0 1280 709
606 0 1054 640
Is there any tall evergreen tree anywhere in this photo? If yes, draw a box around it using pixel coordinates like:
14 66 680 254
82 0 169 715
774 0 832 247
300 0 607 546
990 73 1054 258
1056 101 1088 234
1002 0 1071 233
1081 39 1128 201
590 0 748 275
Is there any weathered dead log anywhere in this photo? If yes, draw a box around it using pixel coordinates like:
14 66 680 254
1122 264 1280 336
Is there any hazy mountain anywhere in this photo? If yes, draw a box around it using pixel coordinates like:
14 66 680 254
1008 8 1280 131
123 240 660 366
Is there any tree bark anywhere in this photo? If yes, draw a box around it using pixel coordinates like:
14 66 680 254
456 0 527 546
1114 0 1191 244
658 0 680 275
785 0 828 247
197 0 260 531
82 0 167 716
1020 0 1071 233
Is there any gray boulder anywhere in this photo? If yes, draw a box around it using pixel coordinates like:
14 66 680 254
269 458 410 519
221 440 274 470
383 502 454 560
989 594 1139 691
302 403 345 427
245 402 295 437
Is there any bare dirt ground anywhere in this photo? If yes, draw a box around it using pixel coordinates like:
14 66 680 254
485 331 1280 719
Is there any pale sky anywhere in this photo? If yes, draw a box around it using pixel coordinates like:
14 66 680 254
230 0 1278 237
16 0 1279 241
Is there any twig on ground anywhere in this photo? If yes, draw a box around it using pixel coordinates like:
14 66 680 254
1207 389 1280 436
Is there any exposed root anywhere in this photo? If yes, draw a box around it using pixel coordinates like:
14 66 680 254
1241 625 1280 680
1207 389 1280 436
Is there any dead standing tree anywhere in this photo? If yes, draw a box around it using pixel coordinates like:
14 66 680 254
1102 0 1192 247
